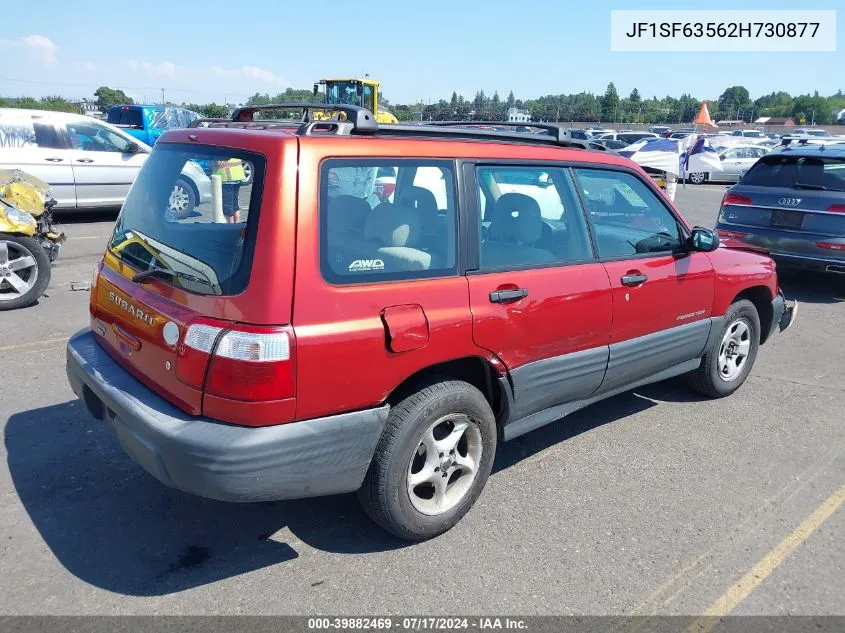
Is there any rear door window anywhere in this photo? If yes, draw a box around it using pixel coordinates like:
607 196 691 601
33 120 63 149
109 143 264 295
321 159 457 283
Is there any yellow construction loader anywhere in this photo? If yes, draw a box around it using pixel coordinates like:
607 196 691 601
312 77 398 124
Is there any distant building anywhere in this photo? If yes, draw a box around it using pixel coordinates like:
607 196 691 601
715 119 746 127
754 117 796 126
507 107 530 123
73 99 103 118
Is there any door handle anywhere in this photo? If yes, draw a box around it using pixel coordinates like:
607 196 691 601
76 158 94 163
489 288 528 304
44 157 64 162
621 273 648 286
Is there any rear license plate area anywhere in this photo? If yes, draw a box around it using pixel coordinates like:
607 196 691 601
770 210 803 229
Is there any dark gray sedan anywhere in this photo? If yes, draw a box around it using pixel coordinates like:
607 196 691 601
715 145 845 274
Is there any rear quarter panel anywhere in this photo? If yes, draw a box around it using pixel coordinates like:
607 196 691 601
291 138 490 421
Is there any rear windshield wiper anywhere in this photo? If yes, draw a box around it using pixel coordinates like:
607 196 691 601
132 266 212 287
793 182 844 192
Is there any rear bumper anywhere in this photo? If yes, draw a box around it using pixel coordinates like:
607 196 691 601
66 329 389 503
715 224 845 272
771 252 845 273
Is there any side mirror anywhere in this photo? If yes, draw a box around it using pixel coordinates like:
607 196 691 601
125 141 140 154
690 226 720 252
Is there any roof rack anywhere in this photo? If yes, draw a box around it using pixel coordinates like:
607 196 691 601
426 121 607 151
186 106 602 150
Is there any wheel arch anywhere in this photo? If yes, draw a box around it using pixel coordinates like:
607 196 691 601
732 285 774 344
174 175 200 201
385 356 511 429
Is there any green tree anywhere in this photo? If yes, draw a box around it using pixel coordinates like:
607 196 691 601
199 103 229 118
718 86 750 119
450 91 458 109
629 88 641 103
94 86 133 111
601 82 619 122
506 90 515 109
491 91 503 121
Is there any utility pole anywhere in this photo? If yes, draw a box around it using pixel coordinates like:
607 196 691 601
161 88 165 105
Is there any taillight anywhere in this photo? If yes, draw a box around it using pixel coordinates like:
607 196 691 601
177 318 226 389
826 204 845 213
722 192 753 206
177 319 295 401
817 242 845 251
717 229 749 239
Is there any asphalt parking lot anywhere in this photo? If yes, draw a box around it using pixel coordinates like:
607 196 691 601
1 184 843 616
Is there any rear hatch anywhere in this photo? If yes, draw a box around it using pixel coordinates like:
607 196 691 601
91 139 296 426
718 153 845 257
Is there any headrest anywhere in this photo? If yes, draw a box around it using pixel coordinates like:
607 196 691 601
489 193 543 244
399 186 438 231
364 202 421 247
327 195 370 235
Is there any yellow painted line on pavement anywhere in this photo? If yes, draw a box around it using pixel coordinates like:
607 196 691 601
0 337 68 352
689 483 845 633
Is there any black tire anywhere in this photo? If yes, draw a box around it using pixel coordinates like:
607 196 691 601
168 178 197 220
687 299 760 398
0 234 51 311
358 378 497 541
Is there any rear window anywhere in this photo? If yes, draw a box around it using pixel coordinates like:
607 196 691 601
741 155 845 190
109 143 264 295
320 158 457 284
107 108 144 128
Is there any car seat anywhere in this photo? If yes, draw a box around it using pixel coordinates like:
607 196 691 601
398 186 446 261
482 193 555 268
364 202 433 272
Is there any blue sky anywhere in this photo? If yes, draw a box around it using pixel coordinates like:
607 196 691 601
0 0 841 105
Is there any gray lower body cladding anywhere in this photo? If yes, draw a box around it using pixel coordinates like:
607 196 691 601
502 318 721 440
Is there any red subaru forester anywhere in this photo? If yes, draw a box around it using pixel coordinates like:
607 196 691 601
67 106 795 540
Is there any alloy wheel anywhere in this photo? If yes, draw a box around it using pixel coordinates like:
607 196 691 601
168 185 191 214
0 240 39 302
718 318 752 381
407 414 483 516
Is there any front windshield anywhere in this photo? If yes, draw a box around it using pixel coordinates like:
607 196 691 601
326 81 361 107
